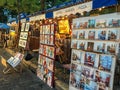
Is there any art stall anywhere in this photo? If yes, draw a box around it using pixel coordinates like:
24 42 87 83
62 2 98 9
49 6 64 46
69 12 120 90
37 19 56 88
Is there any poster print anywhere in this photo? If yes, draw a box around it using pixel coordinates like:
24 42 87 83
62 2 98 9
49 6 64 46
98 55 113 72
51 24 54 34
40 26 43 34
19 39 27 48
25 23 30 31
21 23 25 31
45 25 50 34
46 58 54 72
50 35 54 45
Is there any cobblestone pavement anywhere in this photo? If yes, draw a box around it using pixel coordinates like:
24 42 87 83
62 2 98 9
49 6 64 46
0 58 57 90
0 48 57 90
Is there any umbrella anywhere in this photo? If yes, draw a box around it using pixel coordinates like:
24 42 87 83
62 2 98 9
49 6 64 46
0 23 10 29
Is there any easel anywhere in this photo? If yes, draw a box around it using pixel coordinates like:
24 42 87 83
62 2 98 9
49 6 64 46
2 53 24 74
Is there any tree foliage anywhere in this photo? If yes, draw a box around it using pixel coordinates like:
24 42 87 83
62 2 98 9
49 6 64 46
0 0 70 22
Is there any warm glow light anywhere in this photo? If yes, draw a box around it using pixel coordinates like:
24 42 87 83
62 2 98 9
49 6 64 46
10 30 16 36
99 8 102 11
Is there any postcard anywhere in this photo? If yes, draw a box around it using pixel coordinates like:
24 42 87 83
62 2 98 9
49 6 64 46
81 66 94 79
84 52 96 67
95 70 111 89
107 19 120 27
78 31 85 39
47 71 53 87
94 42 106 53
88 31 95 40
77 41 86 50
96 19 106 28
71 40 78 49
51 24 54 34
38 55 43 65
84 80 98 90
98 30 106 40
46 58 54 72
99 55 113 72
71 63 82 72
88 19 95 28
107 30 117 40
25 23 30 31
40 26 43 34
79 21 88 29
87 42 94 51
50 35 54 45
48 46 55 59
72 31 78 39
21 23 25 31
106 43 116 54
69 72 85 89
71 50 81 64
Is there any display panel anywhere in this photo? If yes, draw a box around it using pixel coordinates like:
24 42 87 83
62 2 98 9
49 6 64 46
70 13 119 90
37 24 55 88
